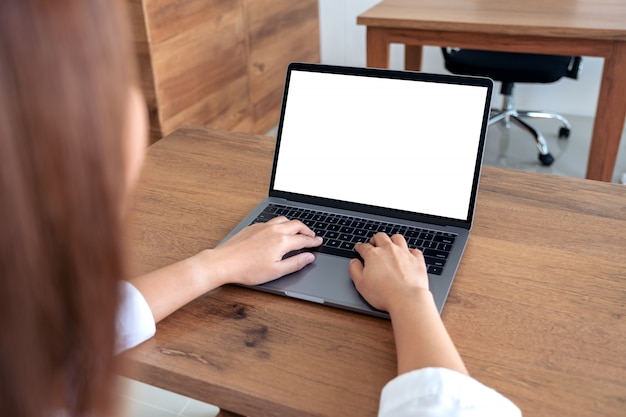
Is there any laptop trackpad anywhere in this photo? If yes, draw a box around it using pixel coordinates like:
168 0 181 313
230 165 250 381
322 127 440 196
258 253 375 313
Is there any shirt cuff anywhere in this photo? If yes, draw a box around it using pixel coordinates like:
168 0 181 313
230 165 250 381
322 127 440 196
379 367 522 417
115 281 156 354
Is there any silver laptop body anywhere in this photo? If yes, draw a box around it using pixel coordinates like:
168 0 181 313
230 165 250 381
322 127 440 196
220 62 493 318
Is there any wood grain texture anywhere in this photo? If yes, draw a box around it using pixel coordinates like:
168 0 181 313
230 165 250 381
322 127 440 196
128 0 320 143
357 0 626 38
245 0 320 134
128 0 163 142
122 127 626 417
216 411 244 417
357 0 626 182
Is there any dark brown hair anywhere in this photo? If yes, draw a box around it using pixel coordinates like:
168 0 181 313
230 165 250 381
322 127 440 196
0 0 137 416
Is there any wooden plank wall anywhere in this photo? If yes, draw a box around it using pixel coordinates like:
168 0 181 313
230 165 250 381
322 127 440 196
128 0 320 143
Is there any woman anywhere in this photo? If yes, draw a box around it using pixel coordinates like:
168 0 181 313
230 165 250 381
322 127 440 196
0 1 520 416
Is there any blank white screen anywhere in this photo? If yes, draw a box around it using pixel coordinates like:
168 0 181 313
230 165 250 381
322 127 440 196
273 70 488 221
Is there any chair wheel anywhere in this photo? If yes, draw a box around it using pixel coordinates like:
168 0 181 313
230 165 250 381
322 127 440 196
539 153 555 166
559 127 570 138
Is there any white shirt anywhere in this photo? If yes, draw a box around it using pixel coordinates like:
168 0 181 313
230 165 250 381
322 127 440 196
117 281 521 416
379 367 521 417
116 281 156 354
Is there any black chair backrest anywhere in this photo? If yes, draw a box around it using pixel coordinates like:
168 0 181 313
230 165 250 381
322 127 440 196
441 47 582 82
565 56 582 80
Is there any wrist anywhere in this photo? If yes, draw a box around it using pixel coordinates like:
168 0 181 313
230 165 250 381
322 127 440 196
387 287 435 319
190 249 228 291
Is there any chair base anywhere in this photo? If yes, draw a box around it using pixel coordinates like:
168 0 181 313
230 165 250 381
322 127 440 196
488 94 571 166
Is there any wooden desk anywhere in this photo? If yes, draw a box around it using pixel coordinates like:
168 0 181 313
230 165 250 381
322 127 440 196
123 127 626 417
357 0 626 182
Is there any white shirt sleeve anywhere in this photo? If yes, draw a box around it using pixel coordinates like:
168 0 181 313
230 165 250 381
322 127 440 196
379 367 522 417
115 281 156 354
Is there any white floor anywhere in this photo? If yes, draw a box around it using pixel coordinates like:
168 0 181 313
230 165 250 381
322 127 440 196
481 113 626 183
116 113 626 417
114 376 220 417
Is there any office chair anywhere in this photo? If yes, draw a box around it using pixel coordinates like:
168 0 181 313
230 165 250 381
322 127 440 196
441 48 582 166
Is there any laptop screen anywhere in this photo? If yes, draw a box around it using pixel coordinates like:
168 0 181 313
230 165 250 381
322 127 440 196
272 65 491 222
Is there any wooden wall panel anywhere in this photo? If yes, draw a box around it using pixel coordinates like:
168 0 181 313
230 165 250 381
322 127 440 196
129 0 320 143
127 0 162 142
150 15 248 133
143 0 249 140
142 0 237 44
244 0 321 133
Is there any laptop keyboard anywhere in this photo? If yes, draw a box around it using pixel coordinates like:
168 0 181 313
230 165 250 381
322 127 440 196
250 204 456 275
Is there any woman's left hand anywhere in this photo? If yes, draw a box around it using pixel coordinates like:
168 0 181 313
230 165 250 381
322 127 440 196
207 216 323 286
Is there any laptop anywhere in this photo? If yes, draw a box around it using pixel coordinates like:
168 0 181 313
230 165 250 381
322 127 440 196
220 62 493 318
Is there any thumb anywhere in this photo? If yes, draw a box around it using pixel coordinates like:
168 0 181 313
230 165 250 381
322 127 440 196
275 251 316 277
348 258 364 282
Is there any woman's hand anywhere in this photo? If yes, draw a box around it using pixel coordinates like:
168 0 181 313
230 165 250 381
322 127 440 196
349 233 468 376
349 232 429 313
130 216 321 323
208 216 323 286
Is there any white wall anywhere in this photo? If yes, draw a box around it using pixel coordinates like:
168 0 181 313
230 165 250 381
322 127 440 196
319 0 604 117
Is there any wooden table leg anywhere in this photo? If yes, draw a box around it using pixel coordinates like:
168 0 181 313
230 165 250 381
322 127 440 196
585 41 626 182
404 44 423 71
366 27 390 68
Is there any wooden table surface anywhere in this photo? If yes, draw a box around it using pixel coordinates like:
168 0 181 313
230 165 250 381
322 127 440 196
357 0 626 183
122 127 626 417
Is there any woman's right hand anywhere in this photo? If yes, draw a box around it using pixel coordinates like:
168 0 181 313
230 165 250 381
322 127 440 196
348 232 429 313
349 233 468 376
